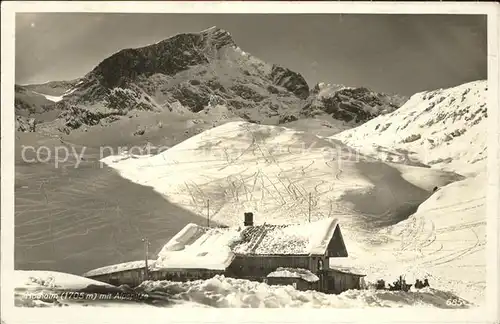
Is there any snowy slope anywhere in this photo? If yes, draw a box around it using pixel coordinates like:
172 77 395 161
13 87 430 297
14 270 163 308
156 224 238 270
332 80 487 176
331 172 486 305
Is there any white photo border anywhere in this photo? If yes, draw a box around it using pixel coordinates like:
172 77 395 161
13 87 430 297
1 1 499 324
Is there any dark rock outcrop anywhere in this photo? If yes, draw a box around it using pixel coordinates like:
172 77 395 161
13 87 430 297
14 85 54 115
16 116 37 132
56 106 125 134
269 65 310 100
89 27 235 90
302 84 407 124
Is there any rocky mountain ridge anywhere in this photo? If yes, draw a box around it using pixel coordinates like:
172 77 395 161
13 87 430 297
15 26 407 135
332 80 487 176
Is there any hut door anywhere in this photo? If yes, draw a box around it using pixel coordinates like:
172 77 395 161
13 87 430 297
328 277 335 293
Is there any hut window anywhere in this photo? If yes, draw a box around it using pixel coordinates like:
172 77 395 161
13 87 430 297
292 282 297 289
318 259 324 271
263 278 268 284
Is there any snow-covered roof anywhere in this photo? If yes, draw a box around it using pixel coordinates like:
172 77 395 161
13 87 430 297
155 224 238 271
233 218 341 255
155 217 344 271
267 267 320 282
83 260 156 277
329 266 366 277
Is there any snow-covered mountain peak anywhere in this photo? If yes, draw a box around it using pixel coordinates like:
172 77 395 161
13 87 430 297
16 26 409 136
199 25 234 45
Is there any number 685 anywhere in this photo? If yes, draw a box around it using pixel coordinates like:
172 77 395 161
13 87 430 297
446 298 465 306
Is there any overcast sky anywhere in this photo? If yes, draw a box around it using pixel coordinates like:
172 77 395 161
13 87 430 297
16 13 486 96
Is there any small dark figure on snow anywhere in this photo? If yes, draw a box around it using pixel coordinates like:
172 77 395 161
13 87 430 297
423 278 430 287
433 186 439 193
388 277 402 291
389 276 411 292
414 279 424 289
375 279 386 290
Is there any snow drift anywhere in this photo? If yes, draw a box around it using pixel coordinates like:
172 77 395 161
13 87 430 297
138 275 471 308
13 270 155 308
14 271 472 309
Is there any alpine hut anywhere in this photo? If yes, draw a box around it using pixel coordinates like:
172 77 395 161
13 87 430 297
84 213 365 294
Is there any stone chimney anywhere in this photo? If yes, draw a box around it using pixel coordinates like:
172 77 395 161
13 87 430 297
244 212 254 226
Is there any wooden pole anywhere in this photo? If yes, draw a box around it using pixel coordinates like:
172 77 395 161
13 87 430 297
308 192 312 223
207 199 210 227
143 238 149 280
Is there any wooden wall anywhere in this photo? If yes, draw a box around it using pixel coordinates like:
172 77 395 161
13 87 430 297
226 255 312 278
150 268 223 281
324 270 363 294
89 268 223 286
